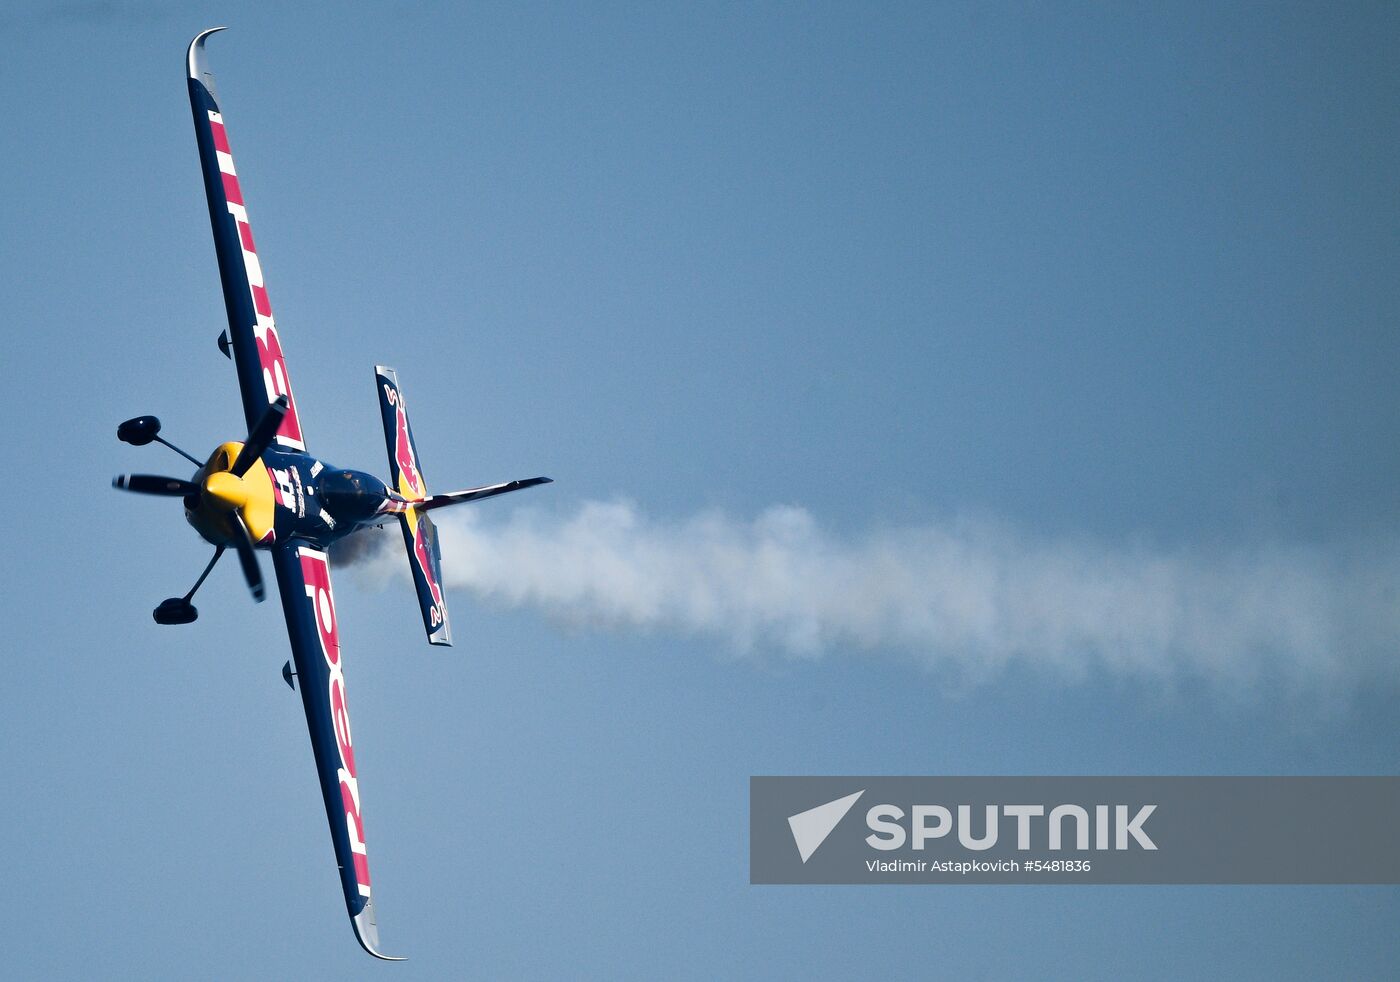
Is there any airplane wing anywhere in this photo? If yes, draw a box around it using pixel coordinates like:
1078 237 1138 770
270 541 404 961
187 28 307 450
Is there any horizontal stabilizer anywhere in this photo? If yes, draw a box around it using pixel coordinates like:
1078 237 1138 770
416 477 553 512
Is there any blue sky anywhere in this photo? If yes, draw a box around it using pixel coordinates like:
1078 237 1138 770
3 1 1399 978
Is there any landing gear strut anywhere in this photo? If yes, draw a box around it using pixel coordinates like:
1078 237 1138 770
152 545 225 625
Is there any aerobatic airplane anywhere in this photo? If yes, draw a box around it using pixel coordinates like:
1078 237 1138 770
111 28 550 960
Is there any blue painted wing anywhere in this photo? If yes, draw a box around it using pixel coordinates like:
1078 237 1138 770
271 541 404 960
187 28 307 450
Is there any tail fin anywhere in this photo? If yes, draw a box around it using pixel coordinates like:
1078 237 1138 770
376 366 451 646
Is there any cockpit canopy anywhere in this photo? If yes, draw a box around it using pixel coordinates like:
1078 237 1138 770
320 469 392 525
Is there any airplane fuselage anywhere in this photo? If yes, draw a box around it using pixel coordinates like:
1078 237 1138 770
185 442 407 550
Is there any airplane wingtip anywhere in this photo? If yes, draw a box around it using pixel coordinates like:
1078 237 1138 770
352 901 407 962
186 27 228 84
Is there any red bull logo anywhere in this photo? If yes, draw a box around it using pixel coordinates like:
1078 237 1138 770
412 523 446 626
300 548 371 898
382 383 424 499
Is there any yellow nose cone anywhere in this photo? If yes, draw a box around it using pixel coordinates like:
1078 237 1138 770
204 471 250 511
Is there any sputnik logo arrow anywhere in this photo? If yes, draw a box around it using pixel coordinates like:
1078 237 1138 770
787 790 865 863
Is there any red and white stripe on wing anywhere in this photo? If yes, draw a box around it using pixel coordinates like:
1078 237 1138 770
208 109 306 451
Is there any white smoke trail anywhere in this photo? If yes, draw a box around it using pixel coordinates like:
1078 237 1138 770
357 500 1400 691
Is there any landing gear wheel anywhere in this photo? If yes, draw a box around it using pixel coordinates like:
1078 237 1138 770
153 597 198 625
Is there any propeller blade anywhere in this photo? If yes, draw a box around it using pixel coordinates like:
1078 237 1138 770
113 474 200 496
230 512 266 602
231 395 289 477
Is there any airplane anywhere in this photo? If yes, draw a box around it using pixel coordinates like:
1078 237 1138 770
111 27 551 960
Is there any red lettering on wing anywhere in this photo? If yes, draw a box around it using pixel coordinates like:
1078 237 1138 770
208 110 305 452
330 676 356 775
300 549 372 896
254 325 304 446
301 550 339 662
